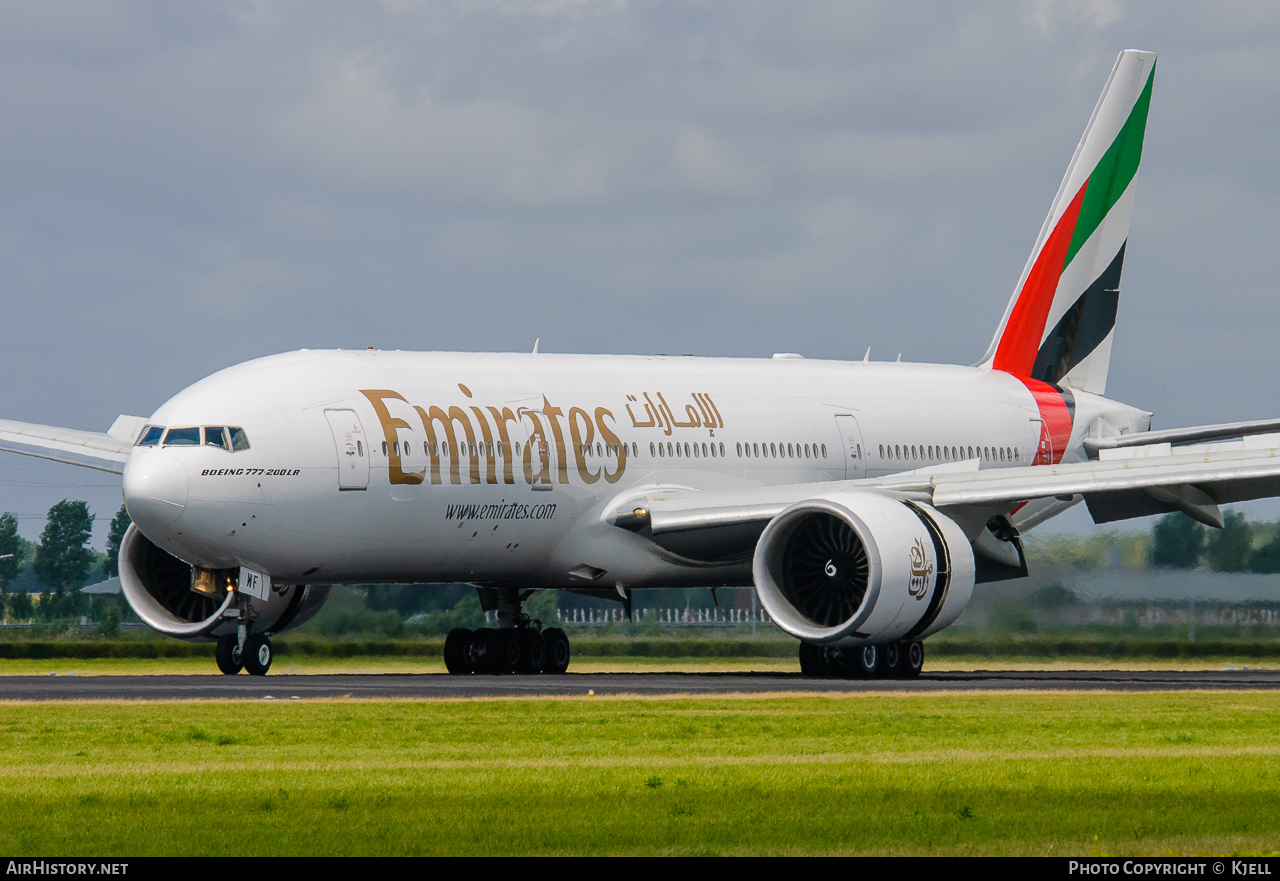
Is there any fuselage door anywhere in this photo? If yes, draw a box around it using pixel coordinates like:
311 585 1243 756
325 409 369 491
834 414 866 480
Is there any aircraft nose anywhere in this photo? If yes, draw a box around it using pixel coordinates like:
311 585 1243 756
123 452 189 528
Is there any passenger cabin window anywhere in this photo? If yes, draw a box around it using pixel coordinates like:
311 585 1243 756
163 427 200 446
136 426 163 447
205 427 229 451
229 427 250 452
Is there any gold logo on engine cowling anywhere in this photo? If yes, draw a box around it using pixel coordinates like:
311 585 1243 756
908 538 934 599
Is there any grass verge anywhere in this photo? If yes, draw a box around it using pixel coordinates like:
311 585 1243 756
0 692 1278 855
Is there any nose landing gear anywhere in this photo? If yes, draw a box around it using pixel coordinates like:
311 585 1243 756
215 599 274 676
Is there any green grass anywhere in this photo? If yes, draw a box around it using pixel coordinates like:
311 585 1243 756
1 693 1278 855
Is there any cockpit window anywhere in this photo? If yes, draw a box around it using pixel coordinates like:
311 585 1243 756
136 426 163 447
229 427 250 451
163 427 201 446
205 427 229 450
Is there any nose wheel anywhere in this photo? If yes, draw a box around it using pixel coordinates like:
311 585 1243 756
214 632 273 676
215 633 243 675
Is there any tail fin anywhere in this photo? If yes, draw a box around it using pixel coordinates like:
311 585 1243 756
980 49 1156 395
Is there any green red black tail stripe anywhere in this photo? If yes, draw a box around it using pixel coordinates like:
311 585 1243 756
1031 242 1125 386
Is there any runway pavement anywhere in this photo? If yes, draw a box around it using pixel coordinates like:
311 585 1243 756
0 668 1278 700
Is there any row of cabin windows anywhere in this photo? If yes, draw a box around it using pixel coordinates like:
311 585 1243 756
374 437 832 464
136 425 250 452
878 443 1020 464
380 440 643 459
737 441 828 460
651 441 726 459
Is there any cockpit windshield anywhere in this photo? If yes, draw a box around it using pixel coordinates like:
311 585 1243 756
142 426 250 451
163 427 201 446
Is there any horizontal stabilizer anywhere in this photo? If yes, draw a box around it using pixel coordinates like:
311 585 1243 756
1083 417 1280 456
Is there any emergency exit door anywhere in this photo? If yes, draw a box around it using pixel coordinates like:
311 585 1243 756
326 410 369 490
834 414 866 480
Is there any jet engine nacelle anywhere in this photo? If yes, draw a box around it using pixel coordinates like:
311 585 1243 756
118 524 329 641
753 491 974 646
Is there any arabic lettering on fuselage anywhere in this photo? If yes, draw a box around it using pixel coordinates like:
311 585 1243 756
624 392 723 436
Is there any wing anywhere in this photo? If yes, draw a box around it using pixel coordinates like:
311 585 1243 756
0 416 142 474
611 433 1280 561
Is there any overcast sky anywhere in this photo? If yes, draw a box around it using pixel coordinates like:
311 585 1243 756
3 0 1280 546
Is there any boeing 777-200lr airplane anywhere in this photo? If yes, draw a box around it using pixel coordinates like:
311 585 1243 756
3 49 1276 678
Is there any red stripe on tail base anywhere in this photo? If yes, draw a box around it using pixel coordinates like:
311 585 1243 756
1018 376 1075 465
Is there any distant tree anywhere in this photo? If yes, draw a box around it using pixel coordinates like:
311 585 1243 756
1149 513 1205 569
92 595 121 637
34 501 94 618
987 600 1038 635
524 589 560 626
1205 509 1252 573
1250 530 1280 574
6 590 33 622
105 504 131 578
0 512 23 590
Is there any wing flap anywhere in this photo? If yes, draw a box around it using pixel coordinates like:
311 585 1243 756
0 419 131 474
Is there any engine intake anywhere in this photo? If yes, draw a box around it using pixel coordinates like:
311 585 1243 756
118 524 330 640
753 491 974 645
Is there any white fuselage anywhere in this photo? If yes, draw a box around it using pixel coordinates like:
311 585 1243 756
121 349 1142 591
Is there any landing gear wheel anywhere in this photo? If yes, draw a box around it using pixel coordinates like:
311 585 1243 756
215 633 243 676
793 642 824 676
901 641 924 678
243 635 273 676
850 645 878 679
543 628 571 674
878 643 902 679
444 628 473 675
469 628 494 673
518 630 546 674
491 629 522 674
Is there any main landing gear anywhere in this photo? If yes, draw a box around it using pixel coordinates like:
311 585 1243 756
799 640 924 679
444 587 570 675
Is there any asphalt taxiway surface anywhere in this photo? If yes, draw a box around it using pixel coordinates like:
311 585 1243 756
0 669 1278 700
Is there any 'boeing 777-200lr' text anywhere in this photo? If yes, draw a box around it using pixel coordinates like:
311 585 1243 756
3 50 1274 677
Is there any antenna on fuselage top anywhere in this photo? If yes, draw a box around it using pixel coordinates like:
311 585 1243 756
532 338 540 355
862 347 870 364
